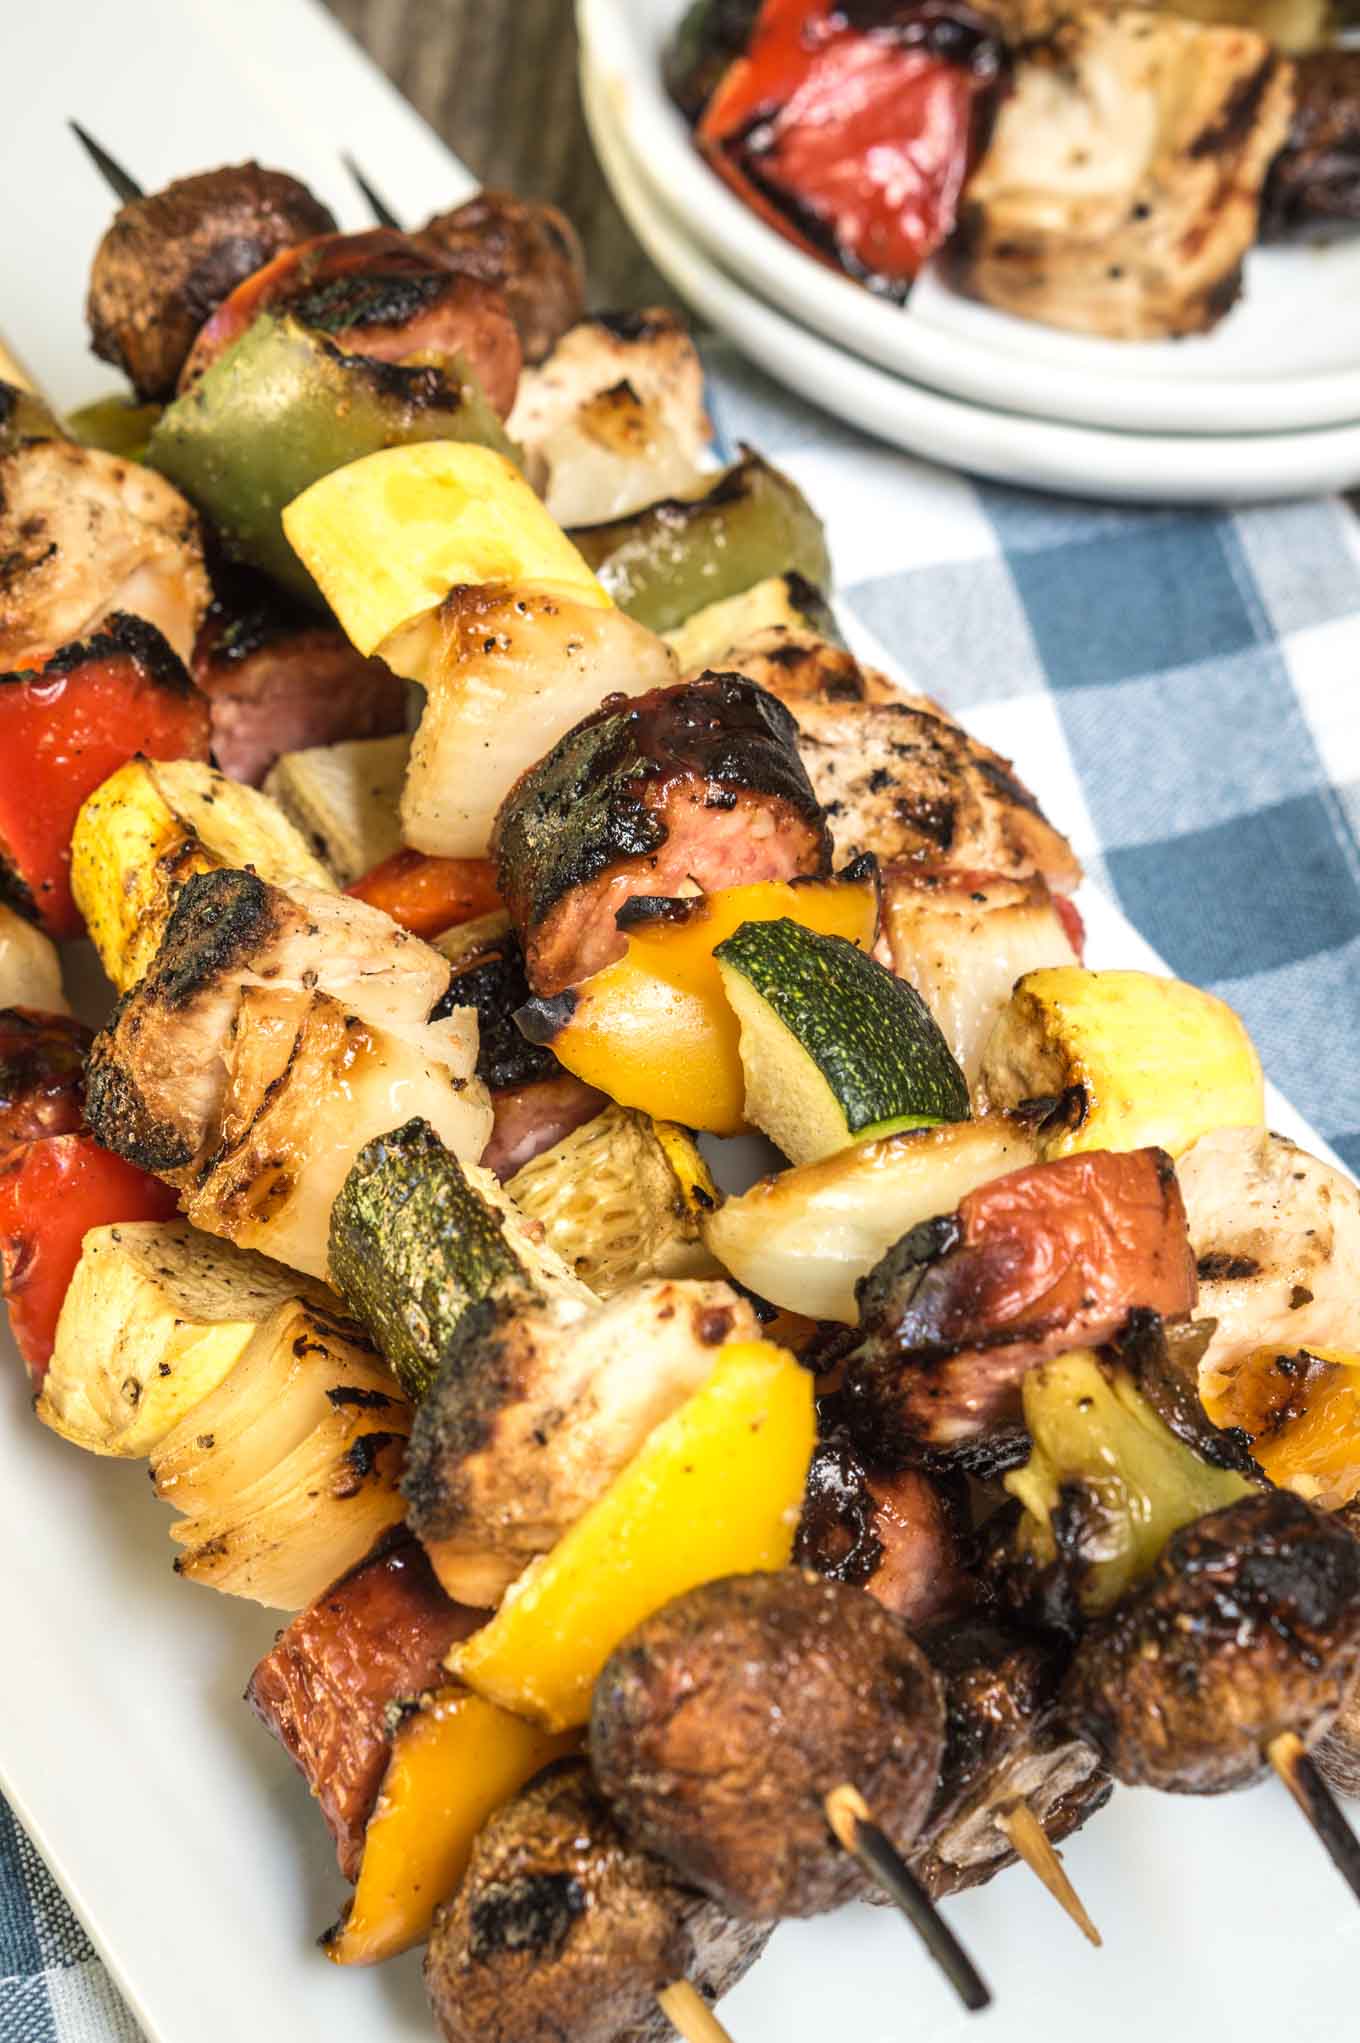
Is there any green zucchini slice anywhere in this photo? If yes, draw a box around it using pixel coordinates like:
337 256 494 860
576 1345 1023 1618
714 918 970 1164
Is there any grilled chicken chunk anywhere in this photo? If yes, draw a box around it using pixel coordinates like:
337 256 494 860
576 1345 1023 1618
796 1409 973 1626
405 1276 759 1606
1262 50 1360 240
419 190 587 366
192 574 406 786
776 691 1080 889
709 624 904 709
248 1533 481 1879
507 311 711 526
84 869 490 1277
1066 1490 1360 1794
1178 1126 1360 1414
0 440 209 668
843 1146 1198 1467
493 674 831 995
86 162 337 400
913 1619 1111 1900
948 9 1294 339
882 868 1079 1089
591 1571 946 1919
425 1762 768 2043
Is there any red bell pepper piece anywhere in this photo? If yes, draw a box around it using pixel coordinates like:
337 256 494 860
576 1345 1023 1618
347 849 503 941
0 612 211 939
0 1010 93 1163
699 0 1002 295
0 1132 179 1384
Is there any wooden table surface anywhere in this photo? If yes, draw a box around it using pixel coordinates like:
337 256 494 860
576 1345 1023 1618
325 0 678 312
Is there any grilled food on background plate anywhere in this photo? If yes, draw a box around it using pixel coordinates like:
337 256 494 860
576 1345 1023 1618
4 134 1360 2043
666 0 1360 339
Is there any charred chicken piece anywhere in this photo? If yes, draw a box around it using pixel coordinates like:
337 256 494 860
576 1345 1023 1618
248 1532 481 1879
0 1010 91 1161
192 570 406 786
707 625 902 710
425 1761 769 2043
439 924 604 1179
842 1146 1199 1468
777 690 1081 890
0 439 209 669
178 227 522 418
1262 51 1360 241
418 191 587 366
493 674 831 996
1066 1490 1360 1795
795 1404 974 1626
947 8 1293 340
590 1570 945 1919
912 1618 1111 1900
86 162 337 401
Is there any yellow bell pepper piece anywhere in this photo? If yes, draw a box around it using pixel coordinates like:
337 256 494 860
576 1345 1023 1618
537 874 879 1136
1203 1346 1360 1510
982 966 1264 1160
283 443 610 658
450 1338 816 1730
323 1685 576 1966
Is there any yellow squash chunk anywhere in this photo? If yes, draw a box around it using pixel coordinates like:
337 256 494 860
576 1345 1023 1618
324 1688 578 1966
37 1221 329 1458
534 873 879 1136
450 1339 815 1729
283 442 610 659
72 758 335 992
980 966 1264 1160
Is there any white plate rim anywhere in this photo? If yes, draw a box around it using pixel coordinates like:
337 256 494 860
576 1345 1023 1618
583 52 1360 503
578 0 1360 438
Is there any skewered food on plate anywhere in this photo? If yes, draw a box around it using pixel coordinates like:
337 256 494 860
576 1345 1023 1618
418 190 587 366
1262 48 1360 235
85 162 338 399
0 1009 86 1152
841 1145 1199 1464
424 1760 768 2043
263 733 409 885
664 574 842 674
0 910 68 1016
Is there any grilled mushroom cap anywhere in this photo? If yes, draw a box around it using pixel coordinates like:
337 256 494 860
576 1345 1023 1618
424 1760 767 2043
86 162 336 400
1066 1490 1360 1796
590 1569 945 1918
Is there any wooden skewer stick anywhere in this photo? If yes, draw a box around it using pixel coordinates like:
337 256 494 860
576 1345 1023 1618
343 154 403 231
68 120 143 203
995 1799 1102 1948
656 1978 738 2043
1267 1730 1360 1906
825 1784 992 2014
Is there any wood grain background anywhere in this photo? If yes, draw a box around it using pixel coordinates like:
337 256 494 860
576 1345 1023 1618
325 0 678 310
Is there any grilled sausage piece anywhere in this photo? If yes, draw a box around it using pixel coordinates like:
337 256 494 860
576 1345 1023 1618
247 1533 481 1878
1315 1502 1360 1798
425 1761 769 2043
418 191 587 366
494 674 831 995
193 574 406 786
0 1011 90 1160
795 1411 973 1627
590 1570 945 1918
86 163 337 400
912 1619 1111 1900
1262 51 1360 240
843 1146 1198 1468
1066 1491 1360 1796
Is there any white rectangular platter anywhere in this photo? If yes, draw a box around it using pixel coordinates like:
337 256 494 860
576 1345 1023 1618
1 6 1357 2043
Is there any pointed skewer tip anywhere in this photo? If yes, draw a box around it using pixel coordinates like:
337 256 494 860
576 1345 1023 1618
1268 1730 1360 1908
824 1784 993 2015
995 1799 1102 1948
343 153 403 231
656 1978 738 2043
68 120 143 204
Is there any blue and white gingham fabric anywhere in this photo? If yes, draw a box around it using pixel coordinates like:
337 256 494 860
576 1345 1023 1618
6 344 1360 2041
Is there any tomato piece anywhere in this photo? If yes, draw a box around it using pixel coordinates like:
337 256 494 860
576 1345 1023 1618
699 0 1002 294
0 1009 92 1162
0 1133 179 1384
1054 890 1086 962
0 614 211 939
347 850 502 941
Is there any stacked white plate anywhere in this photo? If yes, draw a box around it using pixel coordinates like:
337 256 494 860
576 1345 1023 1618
578 0 1360 500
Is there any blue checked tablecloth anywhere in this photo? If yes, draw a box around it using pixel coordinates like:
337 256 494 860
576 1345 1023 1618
5 345 1360 2041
